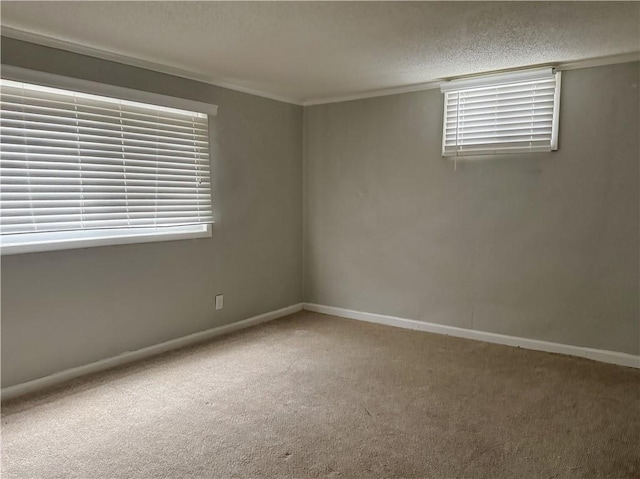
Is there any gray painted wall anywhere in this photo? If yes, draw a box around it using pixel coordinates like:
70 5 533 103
1 38 637 389
304 62 639 355
1 38 303 387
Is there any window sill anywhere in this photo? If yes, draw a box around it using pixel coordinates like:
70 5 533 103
0 224 212 255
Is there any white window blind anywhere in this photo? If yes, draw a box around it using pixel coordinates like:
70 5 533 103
441 68 561 157
1 79 213 243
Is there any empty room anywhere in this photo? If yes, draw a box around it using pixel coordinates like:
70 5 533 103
1 2 638 478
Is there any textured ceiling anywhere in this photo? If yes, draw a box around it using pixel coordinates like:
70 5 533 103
1 2 639 103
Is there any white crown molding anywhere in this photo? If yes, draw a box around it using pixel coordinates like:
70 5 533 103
303 303 640 369
2 26 638 108
1 303 304 401
557 51 640 72
303 52 640 106
303 80 443 106
0 26 305 106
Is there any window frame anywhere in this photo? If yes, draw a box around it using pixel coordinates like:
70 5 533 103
0 66 217 255
1 224 212 256
440 67 562 158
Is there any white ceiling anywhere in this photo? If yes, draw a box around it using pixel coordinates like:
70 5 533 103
2 2 639 104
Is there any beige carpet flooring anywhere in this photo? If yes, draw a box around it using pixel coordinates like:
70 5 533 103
2 311 639 478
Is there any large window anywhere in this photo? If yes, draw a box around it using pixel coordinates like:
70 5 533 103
0 71 216 254
441 68 561 157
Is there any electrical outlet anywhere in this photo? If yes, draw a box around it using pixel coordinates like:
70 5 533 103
215 294 224 310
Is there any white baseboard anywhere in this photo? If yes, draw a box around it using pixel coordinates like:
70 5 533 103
303 303 640 369
1 303 304 402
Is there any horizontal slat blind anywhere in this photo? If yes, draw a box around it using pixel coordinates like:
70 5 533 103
442 70 561 157
1 79 213 235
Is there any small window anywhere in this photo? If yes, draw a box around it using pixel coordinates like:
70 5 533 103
441 68 561 157
0 76 214 255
